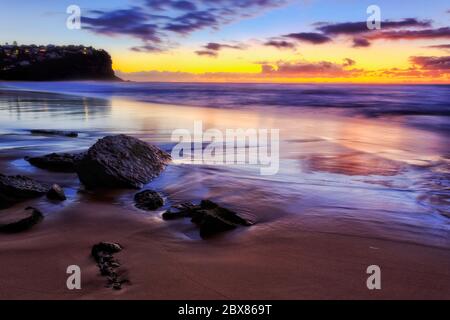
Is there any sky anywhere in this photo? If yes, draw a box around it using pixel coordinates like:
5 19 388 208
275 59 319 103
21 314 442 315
1 0 449 83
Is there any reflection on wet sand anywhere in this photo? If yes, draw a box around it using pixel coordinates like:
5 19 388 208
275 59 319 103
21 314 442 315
306 151 404 176
0 90 448 235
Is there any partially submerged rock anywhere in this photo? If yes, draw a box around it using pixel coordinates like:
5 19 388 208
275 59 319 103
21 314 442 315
0 206 43 233
162 202 198 220
46 184 66 201
163 200 253 238
25 152 84 172
134 190 164 210
76 135 171 189
91 242 128 290
0 174 50 209
30 129 78 138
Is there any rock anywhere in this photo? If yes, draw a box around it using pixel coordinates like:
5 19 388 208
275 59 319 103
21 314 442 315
91 242 123 259
46 184 66 201
30 129 78 138
0 174 50 209
0 206 43 233
91 242 128 290
194 200 253 239
25 152 84 172
162 202 199 220
76 135 171 189
134 190 164 210
163 200 253 238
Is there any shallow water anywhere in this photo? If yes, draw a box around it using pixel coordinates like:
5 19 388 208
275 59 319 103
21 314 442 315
0 82 448 248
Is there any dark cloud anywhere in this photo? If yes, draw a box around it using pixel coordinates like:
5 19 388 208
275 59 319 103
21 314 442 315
427 44 450 49
83 8 162 42
316 18 431 35
368 27 450 40
130 44 163 52
284 32 332 44
343 58 356 67
426 44 450 50
164 10 219 34
145 0 197 11
195 50 218 57
410 56 450 70
352 37 371 48
84 0 288 51
264 40 296 49
203 42 243 51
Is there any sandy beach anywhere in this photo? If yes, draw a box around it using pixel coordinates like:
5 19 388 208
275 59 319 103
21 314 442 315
0 83 449 299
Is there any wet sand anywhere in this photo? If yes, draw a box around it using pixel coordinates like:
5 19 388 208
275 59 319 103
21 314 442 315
1 199 449 299
0 86 449 299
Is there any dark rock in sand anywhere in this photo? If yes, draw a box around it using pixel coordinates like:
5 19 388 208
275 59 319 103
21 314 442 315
76 135 171 189
163 200 253 238
195 200 253 238
91 242 128 290
0 174 50 209
134 190 164 210
46 184 66 201
91 242 123 259
0 206 43 233
30 129 78 138
25 152 84 172
162 202 199 220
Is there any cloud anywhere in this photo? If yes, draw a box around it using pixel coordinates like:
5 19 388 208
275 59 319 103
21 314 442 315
83 8 162 43
352 37 371 47
264 40 296 49
316 18 431 35
426 44 450 49
342 58 356 67
425 44 450 52
84 0 289 51
410 56 450 70
145 0 197 11
130 44 163 52
195 42 243 56
305 18 449 48
195 50 218 57
368 27 450 40
260 59 358 77
164 10 220 34
284 32 332 44
203 42 243 51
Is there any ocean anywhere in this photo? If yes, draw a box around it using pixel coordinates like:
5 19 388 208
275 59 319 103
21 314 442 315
0 81 449 247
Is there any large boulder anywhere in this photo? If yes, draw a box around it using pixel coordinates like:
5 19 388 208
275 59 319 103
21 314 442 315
76 135 171 189
0 206 43 233
25 152 84 172
0 174 50 209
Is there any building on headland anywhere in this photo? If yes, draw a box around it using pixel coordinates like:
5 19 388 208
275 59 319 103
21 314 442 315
0 43 118 80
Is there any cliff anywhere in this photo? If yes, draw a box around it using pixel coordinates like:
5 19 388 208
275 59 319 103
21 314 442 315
0 45 121 81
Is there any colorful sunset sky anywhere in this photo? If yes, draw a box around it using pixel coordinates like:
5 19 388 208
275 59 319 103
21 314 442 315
1 0 449 83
